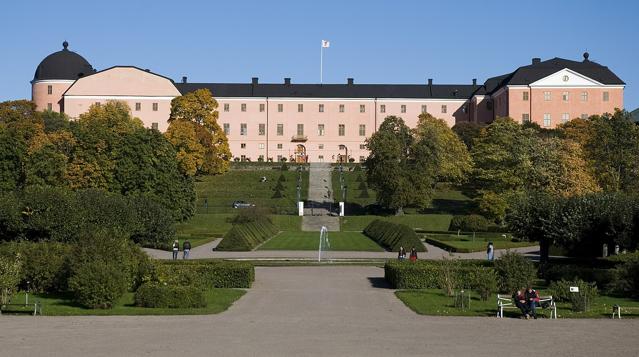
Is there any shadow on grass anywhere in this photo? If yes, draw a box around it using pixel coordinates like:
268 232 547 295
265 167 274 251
422 199 477 215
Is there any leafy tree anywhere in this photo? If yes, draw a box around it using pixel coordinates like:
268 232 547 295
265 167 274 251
452 121 484 150
165 89 231 176
477 191 508 224
0 253 22 305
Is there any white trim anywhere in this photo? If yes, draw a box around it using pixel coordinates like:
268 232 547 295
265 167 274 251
215 97 468 102
529 68 605 87
525 85 625 89
31 79 76 85
64 95 177 100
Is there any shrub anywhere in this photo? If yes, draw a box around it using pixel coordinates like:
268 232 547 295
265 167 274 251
129 196 176 249
153 260 254 288
438 257 463 296
0 241 71 293
280 162 289 170
608 255 639 298
0 253 22 305
494 251 537 293
359 188 370 198
549 279 598 312
363 219 426 252
384 259 489 289
449 214 490 232
134 282 207 308
216 217 279 251
274 181 285 191
278 174 286 182
542 264 614 289
358 181 367 190
271 189 283 199
471 266 498 301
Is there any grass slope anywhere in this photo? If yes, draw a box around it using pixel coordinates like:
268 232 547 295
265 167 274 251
341 215 452 232
258 231 384 251
3 289 245 316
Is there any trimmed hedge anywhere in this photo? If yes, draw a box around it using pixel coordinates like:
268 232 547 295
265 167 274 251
216 217 279 251
449 214 490 232
363 219 426 252
153 260 254 288
134 282 207 308
384 260 490 289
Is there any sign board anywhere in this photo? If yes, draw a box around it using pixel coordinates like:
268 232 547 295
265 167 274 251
298 202 304 216
339 202 345 217
569 286 579 293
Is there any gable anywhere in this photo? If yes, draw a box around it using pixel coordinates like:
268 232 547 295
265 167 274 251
529 68 607 87
64 66 181 97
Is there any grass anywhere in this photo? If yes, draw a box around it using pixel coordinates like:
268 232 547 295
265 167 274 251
340 215 453 232
395 289 639 318
3 289 245 316
258 231 385 251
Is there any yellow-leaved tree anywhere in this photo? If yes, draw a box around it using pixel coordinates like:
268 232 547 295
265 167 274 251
165 89 231 176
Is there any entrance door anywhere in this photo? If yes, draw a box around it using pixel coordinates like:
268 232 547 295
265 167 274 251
294 144 307 163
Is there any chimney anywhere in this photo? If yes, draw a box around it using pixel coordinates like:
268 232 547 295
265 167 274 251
182 76 187 84
347 78 354 85
284 77 291 85
532 58 541 65
428 78 433 86
472 78 477 86
144 69 150 72
252 77 259 85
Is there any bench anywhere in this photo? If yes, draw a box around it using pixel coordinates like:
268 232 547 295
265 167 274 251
497 294 556 319
0 302 42 316
611 305 639 319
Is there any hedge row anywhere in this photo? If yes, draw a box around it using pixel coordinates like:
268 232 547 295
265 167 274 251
134 282 207 308
384 260 490 289
153 260 254 288
363 219 426 252
216 217 279 251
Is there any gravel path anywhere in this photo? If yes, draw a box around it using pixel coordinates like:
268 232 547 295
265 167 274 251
1 266 638 356
303 162 340 231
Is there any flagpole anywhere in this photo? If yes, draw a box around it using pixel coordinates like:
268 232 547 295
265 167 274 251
320 43 323 84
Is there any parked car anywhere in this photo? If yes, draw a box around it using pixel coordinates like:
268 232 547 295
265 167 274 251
232 200 255 209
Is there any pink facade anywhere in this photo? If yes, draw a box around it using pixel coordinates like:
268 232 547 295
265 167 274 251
31 80 74 112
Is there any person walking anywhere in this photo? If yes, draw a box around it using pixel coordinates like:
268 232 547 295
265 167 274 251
486 241 494 261
172 240 179 260
183 240 191 260
398 246 406 260
409 247 418 262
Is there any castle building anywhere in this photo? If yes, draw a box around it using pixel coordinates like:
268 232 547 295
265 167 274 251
32 42 625 163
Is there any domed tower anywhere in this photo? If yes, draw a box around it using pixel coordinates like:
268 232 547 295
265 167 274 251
31 41 96 112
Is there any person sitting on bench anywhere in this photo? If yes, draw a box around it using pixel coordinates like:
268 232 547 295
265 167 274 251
513 288 530 319
525 286 540 319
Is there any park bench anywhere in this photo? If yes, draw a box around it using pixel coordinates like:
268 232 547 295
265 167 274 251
497 294 556 319
611 305 639 319
0 301 41 316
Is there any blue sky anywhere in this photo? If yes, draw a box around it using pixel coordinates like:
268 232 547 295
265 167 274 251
1 0 638 110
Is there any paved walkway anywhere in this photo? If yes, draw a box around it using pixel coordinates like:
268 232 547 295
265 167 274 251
2 266 637 356
302 163 340 231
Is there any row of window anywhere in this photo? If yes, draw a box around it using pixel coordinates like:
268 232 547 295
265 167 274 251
222 103 448 114
522 91 609 102
522 113 589 127
223 123 368 137
238 143 369 151
133 102 159 111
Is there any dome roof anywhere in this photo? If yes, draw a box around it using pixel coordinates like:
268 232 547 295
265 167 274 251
33 41 96 81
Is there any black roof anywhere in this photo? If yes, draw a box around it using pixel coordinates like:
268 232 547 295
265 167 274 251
481 54 625 95
33 41 96 81
175 82 479 99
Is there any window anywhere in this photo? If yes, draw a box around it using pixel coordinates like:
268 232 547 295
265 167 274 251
277 124 283 136
278 104 284 112
581 113 588 120
400 105 406 113
603 91 609 102
258 123 266 136
297 124 304 136
339 104 345 113
380 104 386 113
359 144 366 150
543 113 551 127
95 102 100 106
421 105 428 114
258 143 265 149
359 124 366 136
359 156 365 162
259 103 265 112
318 124 325 136
319 104 324 113
135 102 141 111
544 91 551 101
298 104 303 112
318 144 324 150
151 123 159 130
224 103 230 112
562 92 569 102
240 143 246 149
47 103 52 111
240 123 247 135
581 91 588 102
277 155 283 161
241 103 247 112
441 105 447 114
338 124 345 136
223 123 230 135
318 155 324 161
277 144 283 149
523 91 529 101
241 155 246 161
360 105 365 113
522 113 530 123
152 103 158 111
47 85 52 95
562 113 570 123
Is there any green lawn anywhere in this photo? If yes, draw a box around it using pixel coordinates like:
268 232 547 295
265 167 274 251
194 168 309 214
332 169 377 208
3 289 245 316
258 231 384 251
424 237 536 253
396 289 639 318
340 215 453 232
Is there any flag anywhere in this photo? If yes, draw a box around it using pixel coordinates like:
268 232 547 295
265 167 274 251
322 40 330 48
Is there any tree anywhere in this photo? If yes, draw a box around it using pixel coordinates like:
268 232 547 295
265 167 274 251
452 121 484 150
165 89 231 176
413 113 472 184
366 116 436 214
0 253 22 305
